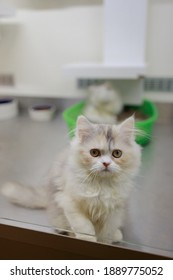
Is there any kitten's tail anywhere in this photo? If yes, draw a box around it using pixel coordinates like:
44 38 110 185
1 182 48 209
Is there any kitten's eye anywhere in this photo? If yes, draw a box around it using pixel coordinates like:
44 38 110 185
90 149 101 157
112 149 122 158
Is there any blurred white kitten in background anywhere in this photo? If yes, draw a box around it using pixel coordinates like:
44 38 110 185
84 82 123 124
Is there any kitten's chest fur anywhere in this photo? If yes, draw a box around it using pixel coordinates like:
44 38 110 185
76 180 127 227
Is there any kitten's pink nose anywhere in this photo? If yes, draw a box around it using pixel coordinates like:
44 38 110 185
103 162 110 168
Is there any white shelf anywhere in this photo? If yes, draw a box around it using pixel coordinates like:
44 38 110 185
0 83 144 105
0 85 84 98
1 86 172 103
63 63 146 79
0 86 56 97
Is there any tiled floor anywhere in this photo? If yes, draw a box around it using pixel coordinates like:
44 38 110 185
0 107 173 258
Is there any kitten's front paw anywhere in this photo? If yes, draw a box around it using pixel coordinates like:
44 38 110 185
113 229 123 243
76 233 97 243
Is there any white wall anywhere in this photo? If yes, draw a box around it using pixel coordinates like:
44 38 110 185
146 0 173 77
0 2 103 96
0 0 173 97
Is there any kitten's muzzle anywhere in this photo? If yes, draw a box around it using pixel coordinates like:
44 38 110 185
102 162 111 172
103 162 110 168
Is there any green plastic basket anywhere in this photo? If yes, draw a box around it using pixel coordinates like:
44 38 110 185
62 99 158 146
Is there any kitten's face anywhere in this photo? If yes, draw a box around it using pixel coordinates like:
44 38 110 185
88 83 119 108
72 116 141 180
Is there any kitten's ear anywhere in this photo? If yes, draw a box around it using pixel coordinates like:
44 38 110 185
119 116 135 143
76 115 93 142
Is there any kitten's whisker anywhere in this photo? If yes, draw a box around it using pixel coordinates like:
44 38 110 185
68 128 77 138
134 128 151 140
91 170 97 183
81 169 96 185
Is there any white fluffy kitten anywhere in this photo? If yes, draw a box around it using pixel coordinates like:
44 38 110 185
1 115 141 244
84 82 123 124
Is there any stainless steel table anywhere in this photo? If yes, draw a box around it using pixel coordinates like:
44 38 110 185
0 102 172 258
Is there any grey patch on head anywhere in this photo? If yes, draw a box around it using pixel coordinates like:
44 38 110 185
99 125 114 151
106 127 112 142
107 127 114 151
96 124 105 136
94 124 115 151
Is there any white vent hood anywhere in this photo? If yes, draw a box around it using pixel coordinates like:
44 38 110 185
63 0 148 79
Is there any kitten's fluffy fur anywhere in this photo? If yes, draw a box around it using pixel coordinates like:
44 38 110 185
1 116 141 243
84 82 123 124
